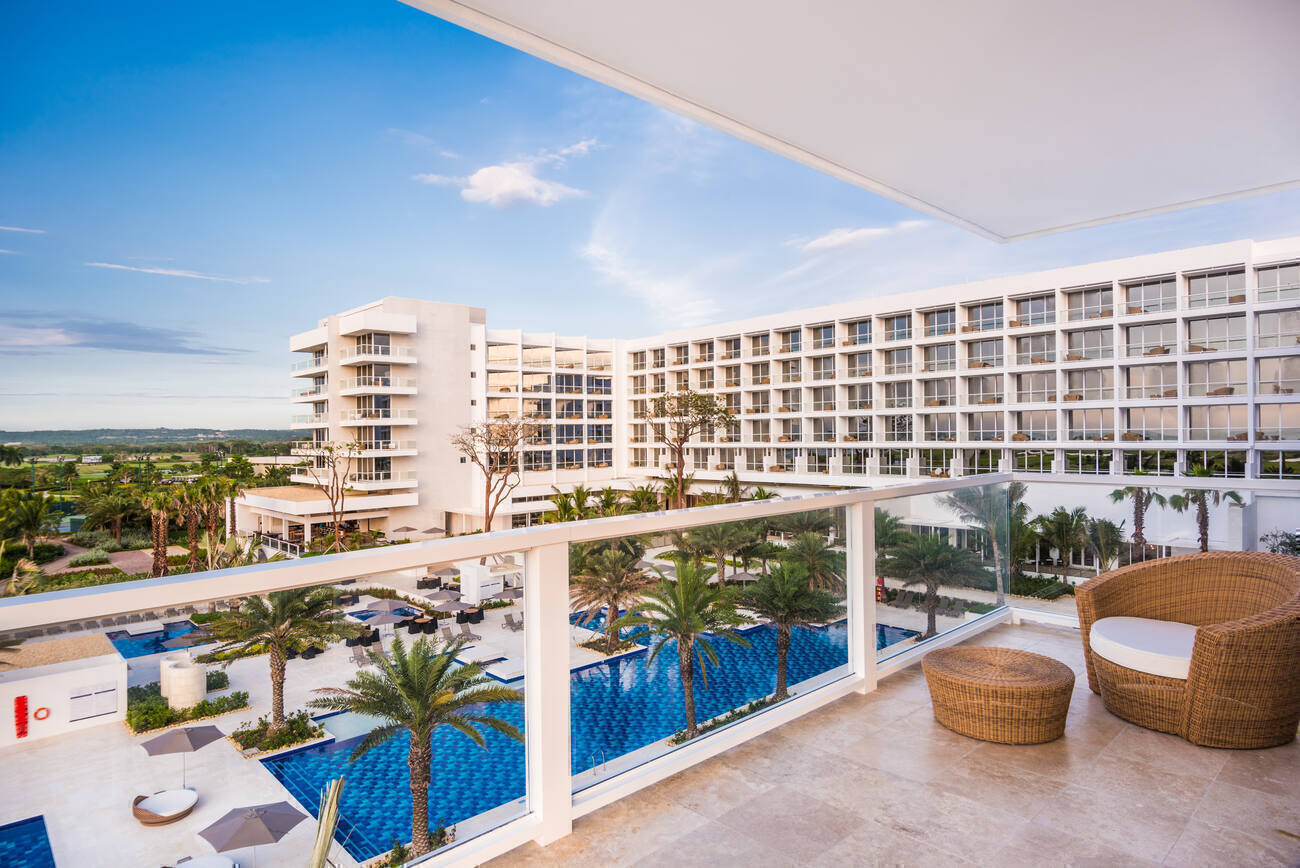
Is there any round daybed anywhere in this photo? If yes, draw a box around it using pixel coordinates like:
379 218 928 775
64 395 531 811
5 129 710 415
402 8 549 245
1075 551 1300 749
132 789 199 825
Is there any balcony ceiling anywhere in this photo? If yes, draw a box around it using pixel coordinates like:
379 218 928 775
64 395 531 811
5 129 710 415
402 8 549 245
403 0 1300 241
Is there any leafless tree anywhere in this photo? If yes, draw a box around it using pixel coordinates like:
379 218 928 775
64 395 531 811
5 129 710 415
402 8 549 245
451 418 529 531
302 441 362 552
640 390 733 509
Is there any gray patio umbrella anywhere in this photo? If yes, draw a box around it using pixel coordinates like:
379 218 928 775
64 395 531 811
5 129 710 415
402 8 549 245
424 589 459 602
437 600 472 612
140 724 224 788
494 587 524 600
421 526 447 535
730 571 760 583
199 801 307 867
431 567 460 578
363 610 408 626
391 525 416 533
366 599 411 613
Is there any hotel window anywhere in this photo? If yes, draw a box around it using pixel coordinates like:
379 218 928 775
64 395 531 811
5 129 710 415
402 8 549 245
780 359 803 383
745 448 765 471
1187 315 1246 352
845 320 872 345
1065 328 1112 361
883 381 912 408
750 333 770 356
923 378 955 407
555 449 584 470
523 450 553 472
1125 406 1178 441
523 372 553 393
968 412 1003 441
671 345 689 366
1123 449 1176 475
925 308 957 336
696 369 714 390
811 356 835 380
884 314 911 341
554 399 582 419
522 398 551 419
773 448 800 471
1187 268 1245 308
883 347 911 375
1067 408 1113 441
1259 450 1300 479
776 329 801 353
724 393 741 414
724 419 741 441
586 424 612 444
651 348 666 368
967 338 1002 368
810 323 834 349
1016 371 1055 403
807 447 833 473
1063 450 1111 475
925 414 956 442
964 448 1001 475
631 350 647 371
1013 449 1052 472
1126 363 1177 399
748 391 770 414
751 419 772 442
630 375 646 396
587 376 612 395
1187 404 1248 440
967 375 1002 405
1257 310 1300 349
880 448 908 475
1257 262 1300 302
674 371 689 391
1185 450 1246 478
811 386 835 411
846 416 872 441
923 343 956 372
1258 404 1300 441
1015 410 1055 441
919 448 953 475
555 374 583 394
749 362 770 385
1066 285 1114 320
842 448 870 474
487 343 519 366
722 366 741 387
882 414 912 441
589 448 613 468
721 337 741 360
588 400 612 419
526 424 552 446
1258 356 1299 395
780 418 802 441
716 448 736 470
556 424 584 445
488 371 519 393
1124 276 1176 313
631 399 647 418
1013 295 1055 326
523 346 552 368
695 341 715 362
811 417 836 442
1015 333 1055 365
1125 321 1176 357
651 373 666 393
846 383 872 410
844 352 870 377
1186 359 1245 397
777 389 801 412
966 301 1003 331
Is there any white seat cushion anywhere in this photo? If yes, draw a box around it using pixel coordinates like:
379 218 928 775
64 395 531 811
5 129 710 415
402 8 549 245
138 789 198 817
1089 616 1197 680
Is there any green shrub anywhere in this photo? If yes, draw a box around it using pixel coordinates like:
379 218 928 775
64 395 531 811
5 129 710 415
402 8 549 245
126 689 249 733
1010 571 1075 599
119 532 151 550
231 710 323 752
68 549 112 567
189 611 222 624
206 669 229 691
67 529 122 551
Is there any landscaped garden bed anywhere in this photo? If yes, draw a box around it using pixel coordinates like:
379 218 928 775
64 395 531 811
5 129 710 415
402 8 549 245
230 710 326 756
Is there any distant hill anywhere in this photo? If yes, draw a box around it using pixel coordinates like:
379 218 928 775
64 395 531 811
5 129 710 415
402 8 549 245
1 428 295 446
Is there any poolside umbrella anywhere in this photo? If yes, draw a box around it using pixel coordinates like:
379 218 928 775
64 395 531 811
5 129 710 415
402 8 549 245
494 587 523 600
431 567 460 578
365 599 411 613
141 724 223 788
424 589 459 602
730 571 760 583
422 526 447 535
391 525 416 533
161 630 210 649
199 801 306 868
437 600 472 612
363 610 407 626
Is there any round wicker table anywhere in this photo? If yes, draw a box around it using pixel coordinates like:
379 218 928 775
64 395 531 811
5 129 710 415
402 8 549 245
921 646 1075 744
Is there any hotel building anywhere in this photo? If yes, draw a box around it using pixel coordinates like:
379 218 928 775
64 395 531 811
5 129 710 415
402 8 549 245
235 236 1300 549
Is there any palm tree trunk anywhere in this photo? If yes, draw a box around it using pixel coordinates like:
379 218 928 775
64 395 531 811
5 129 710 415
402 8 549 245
680 639 698 738
716 555 726 585
228 499 237 537
604 604 619 651
924 581 938 638
1197 499 1209 552
408 733 433 857
186 513 200 572
1132 495 1146 548
774 624 791 701
989 534 1006 604
268 646 287 734
113 516 123 546
151 510 167 578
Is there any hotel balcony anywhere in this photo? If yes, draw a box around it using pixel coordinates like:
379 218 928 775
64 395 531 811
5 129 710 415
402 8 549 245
290 384 326 402
338 344 417 365
289 412 328 429
290 439 418 457
289 355 328 377
338 375 418 396
348 470 418 490
338 408 417 426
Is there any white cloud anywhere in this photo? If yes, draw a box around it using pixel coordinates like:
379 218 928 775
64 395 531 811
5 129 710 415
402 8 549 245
580 241 721 328
413 139 598 208
791 219 927 254
84 262 270 284
0 225 44 234
0 249 14 255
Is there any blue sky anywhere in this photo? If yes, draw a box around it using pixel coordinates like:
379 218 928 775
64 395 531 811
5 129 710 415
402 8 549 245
3 0 1299 430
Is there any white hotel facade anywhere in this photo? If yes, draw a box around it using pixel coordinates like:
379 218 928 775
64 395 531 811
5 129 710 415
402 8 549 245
235 236 1300 551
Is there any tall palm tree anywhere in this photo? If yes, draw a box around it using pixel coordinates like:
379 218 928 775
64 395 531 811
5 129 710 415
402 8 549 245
717 471 749 503
783 532 845 593
206 587 364 734
748 486 779 501
1085 517 1126 572
592 486 626 517
177 483 206 572
7 493 57 558
874 508 912 575
626 483 661 513
666 530 709 568
1168 468 1243 553
142 488 175 578
80 488 134 546
544 489 583 524
775 511 833 538
568 484 595 517
879 534 988 637
735 563 843 701
0 445 24 467
1109 477 1168 551
0 541 44 597
940 481 1023 604
309 636 523 859
570 548 655 651
614 562 751 739
1034 506 1089 583
661 472 694 510
687 521 756 583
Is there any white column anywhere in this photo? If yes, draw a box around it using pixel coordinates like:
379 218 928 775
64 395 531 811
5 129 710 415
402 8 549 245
523 542 573 845
846 501 878 695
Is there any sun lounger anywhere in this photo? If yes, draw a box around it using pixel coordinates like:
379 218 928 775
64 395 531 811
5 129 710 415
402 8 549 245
501 613 524 632
457 622 481 641
125 613 144 624
350 645 371 667
132 789 199 826
163 608 181 618
894 590 915 608
440 627 457 642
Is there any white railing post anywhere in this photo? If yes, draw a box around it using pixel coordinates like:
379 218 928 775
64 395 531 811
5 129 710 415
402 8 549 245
523 542 573 845
846 501 878 694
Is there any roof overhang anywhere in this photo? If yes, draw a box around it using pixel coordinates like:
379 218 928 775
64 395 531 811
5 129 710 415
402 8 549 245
403 0 1300 241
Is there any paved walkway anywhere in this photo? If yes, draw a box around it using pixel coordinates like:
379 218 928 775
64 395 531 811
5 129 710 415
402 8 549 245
43 538 189 576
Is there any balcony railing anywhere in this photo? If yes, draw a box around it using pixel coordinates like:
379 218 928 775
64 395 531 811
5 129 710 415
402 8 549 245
842 366 869 378
1185 382 1243 398
338 345 416 362
810 337 835 350
966 356 1002 369
1067 304 1113 321
291 385 326 399
969 430 1005 442
924 323 956 337
961 320 1001 332
1062 387 1113 401
1062 346 1113 361
1186 336 1247 353
349 470 418 484
339 408 416 422
811 370 836 381
1125 340 1175 357
882 362 911 375
883 396 912 409
1257 330 1300 349
338 376 417 391
842 333 871 346
1016 389 1055 403
1121 427 1177 442
1015 351 1055 365
920 358 956 373
967 392 1004 405
1124 298 1176 314
290 356 327 373
1008 312 1055 327
1258 282 1300 303
1186 427 1250 441
1188 291 1246 309
780 373 803 383
1068 428 1113 441
290 413 328 425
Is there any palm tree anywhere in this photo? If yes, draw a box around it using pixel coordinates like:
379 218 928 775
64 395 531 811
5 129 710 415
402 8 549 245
80 488 134 546
142 488 174 578
177 483 206 571
775 511 833 538
748 486 779 501
614 562 751 739
626 483 661 513
742 540 784 576
201 532 289 570
1109 478 1168 552
783 532 845 593
206 587 363 734
879 534 988 637
1034 506 1089 583
568 484 595 517
0 541 44 597
6 493 57 558
873 508 912 575
1085 518 1126 573
1169 468 1243 553
665 530 709 568
735 563 843 701
592 486 626 517
661 472 694 510
687 521 756 583
940 481 1024 604
0 445 23 467
717 471 749 503
570 548 654 651
309 636 523 858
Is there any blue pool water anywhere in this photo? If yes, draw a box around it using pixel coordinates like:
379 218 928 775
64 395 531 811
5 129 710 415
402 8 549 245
106 621 200 658
264 619 903 863
0 816 55 868
349 607 420 621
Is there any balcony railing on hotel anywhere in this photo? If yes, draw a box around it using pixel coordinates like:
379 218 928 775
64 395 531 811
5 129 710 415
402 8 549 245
1257 329 1300 349
1258 282 1300 303
338 345 417 362
1124 298 1176 314
291 385 326 399
338 376 417 390
291 412 328 425
349 470 417 484
1015 351 1055 365
290 356 328 372
339 408 416 422
1186 336 1247 353
1062 346 1113 361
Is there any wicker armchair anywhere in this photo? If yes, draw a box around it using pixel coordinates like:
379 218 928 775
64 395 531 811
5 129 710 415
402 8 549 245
1076 551 1300 749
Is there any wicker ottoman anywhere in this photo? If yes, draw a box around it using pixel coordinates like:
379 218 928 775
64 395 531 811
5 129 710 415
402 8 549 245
921 646 1075 744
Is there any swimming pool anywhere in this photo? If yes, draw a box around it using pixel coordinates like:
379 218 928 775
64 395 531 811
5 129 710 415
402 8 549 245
349 607 420 621
106 621 201 658
264 620 869 863
0 816 55 868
